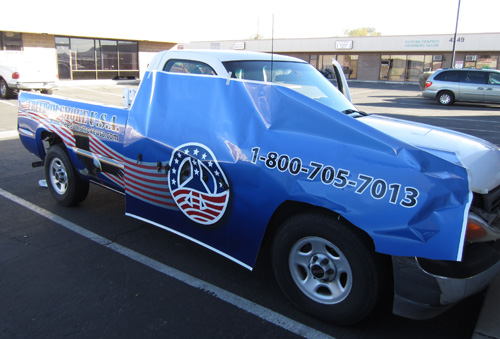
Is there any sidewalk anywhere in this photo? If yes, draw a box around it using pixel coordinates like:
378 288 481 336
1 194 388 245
472 272 500 339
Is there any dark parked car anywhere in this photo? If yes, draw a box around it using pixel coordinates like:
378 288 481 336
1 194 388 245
423 68 500 105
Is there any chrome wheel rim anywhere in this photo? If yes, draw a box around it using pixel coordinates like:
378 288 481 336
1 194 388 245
49 158 68 195
289 236 353 304
439 94 451 104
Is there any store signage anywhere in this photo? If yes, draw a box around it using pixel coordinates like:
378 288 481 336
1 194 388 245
404 39 440 48
233 42 246 50
336 40 353 50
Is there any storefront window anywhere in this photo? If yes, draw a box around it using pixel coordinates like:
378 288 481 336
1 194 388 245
432 56 443 70
337 55 358 79
380 55 437 82
1 32 22 50
477 55 498 69
97 40 118 80
318 54 336 73
424 55 433 72
406 55 424 81
309 55 318 69
388 55 406 81
380 55 390 80
118 41 138 71
56 37 139 80
55 37 71 80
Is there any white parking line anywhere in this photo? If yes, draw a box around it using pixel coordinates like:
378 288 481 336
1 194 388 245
70 86 124 97
0 187 335 339
0 100 16 107
0 130 18 140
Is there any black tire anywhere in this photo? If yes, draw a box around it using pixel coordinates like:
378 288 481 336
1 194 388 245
41 89 53 95
45 144 89 206
437 91 455 105
272 211 385 325
0 78 13 99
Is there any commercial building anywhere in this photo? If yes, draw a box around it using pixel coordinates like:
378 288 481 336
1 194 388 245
2 29 499 83
0 30 175 81
182 33 500 82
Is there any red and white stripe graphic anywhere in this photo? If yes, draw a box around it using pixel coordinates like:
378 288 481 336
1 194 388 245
172 189 228 224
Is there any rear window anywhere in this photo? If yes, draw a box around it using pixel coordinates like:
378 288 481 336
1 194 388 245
434 70 460 82
163 59 216 76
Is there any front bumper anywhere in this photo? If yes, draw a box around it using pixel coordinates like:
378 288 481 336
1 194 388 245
392 240 500 319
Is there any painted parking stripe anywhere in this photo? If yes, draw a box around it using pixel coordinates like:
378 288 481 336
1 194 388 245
0 100 16 107
0 187 335 339
0 130 18 140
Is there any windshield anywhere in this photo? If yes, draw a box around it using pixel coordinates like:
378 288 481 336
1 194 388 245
223 60 356 112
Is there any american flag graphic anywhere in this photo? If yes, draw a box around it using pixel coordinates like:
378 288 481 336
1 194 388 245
168 142 230 225
18 100 76 148
88 134 177 211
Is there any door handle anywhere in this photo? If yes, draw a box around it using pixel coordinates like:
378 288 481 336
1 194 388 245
485 88 493 91
477 87 484 90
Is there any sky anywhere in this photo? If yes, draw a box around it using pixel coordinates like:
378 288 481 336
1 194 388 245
3 0 500 43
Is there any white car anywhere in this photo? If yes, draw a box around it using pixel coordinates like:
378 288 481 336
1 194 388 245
0 50 57 99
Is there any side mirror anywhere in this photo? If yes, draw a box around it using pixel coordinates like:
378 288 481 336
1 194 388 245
331 59 352 103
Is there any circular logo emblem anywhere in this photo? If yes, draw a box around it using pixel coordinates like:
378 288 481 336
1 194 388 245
168 142 230 225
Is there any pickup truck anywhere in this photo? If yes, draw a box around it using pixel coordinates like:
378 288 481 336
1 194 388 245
1 50 57 99
17 50 500 325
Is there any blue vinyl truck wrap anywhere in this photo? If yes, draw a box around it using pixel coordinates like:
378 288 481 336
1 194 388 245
17 50 500 325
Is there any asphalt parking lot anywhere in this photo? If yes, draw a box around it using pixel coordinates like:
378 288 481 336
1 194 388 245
1 81 499 339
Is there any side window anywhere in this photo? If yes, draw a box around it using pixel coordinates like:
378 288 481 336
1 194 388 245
163 59 216 76
488 72 500 85
434 70 460 82
460 71 487 84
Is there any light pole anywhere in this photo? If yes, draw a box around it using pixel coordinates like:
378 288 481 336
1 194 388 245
451 0 461 68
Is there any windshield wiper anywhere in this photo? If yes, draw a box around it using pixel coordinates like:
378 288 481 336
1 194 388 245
342 109 369 118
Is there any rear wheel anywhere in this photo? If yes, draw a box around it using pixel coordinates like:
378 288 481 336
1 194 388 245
45 144 89 206
437 91 455 105
272 211 385 325
0 78 13 99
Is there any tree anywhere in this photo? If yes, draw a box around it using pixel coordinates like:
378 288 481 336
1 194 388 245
344 27 381 37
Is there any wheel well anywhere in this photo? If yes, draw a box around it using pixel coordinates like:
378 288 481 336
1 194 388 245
41 131 63 146
260 201 376 253
438 89 455 98
39 131 63 160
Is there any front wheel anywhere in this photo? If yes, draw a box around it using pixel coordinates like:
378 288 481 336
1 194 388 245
272 211 385 325
45 144 89 206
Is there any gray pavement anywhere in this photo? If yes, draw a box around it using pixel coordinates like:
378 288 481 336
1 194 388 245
472 273 500 339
